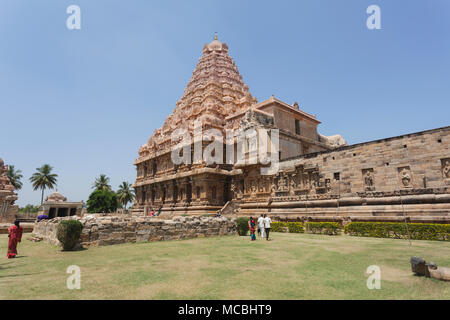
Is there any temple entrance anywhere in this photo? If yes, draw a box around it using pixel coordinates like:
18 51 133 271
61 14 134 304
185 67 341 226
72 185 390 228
224 178 231 203
58 208 68 217
48 208 56 219
70 208 77 216
186 184 192 203
142 189 146 205
173 185 178 203
162 188 166 204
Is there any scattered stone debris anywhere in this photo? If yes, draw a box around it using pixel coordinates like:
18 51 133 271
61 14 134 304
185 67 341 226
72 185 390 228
411 256 450 281
27 236 43 242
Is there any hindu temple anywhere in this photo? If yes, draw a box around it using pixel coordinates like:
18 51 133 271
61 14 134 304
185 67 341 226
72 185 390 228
39 189 83 218
133 37 450 223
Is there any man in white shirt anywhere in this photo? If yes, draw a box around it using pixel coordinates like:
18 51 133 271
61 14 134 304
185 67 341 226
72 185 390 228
257 214 265 238
263 214 272 241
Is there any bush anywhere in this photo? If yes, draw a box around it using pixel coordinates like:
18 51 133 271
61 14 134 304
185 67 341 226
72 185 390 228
306 222 342 235
344 222 450 241
287 222 304 233
56 220 84 251
271 222 288 233
86 189 118 213
236 217 249 236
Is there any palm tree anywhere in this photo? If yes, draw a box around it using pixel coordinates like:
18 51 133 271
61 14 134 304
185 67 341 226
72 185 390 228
6 165 23 190
93 174 111 191
29 164 58 204
116 182 135 209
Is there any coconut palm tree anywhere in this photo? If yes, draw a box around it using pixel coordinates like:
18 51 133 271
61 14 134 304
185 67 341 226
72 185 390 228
29 164 58 204
93 174 111 191
6 165 23 190
116 182 135 209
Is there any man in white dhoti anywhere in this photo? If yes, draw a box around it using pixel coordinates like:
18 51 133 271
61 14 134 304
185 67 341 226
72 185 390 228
257 214 265 238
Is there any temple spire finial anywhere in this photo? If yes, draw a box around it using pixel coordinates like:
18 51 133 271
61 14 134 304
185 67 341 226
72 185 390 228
214 32 218 40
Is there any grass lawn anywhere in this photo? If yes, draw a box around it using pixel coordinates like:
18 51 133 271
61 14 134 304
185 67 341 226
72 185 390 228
0 232 449 300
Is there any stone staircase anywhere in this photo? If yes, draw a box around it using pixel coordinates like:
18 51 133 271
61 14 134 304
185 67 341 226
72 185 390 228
220 200 242 216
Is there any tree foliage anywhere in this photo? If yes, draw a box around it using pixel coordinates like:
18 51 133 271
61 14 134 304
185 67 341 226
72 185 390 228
116 181 135 209
86 189 118 213
18 204 40 213
6 165 23 190
29 164 58 204
92 174 112 191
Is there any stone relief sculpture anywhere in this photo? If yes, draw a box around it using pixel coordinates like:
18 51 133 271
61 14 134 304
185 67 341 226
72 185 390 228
441 159 450 185
277 173 289 192
363 169 375 191
270 178 277 196
442 159 450 179
251 180 257 195
398 166 412 188
289 176 297 196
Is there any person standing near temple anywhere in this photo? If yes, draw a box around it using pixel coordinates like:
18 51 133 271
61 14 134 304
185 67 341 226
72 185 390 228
257 214 265 238
7 220 23 258
248 217 256 241
263 214 272 241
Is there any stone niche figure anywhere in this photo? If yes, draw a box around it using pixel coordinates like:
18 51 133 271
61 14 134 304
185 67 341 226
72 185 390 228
250 180 257 196
363 169 375 191
399 167 412 188
443 159 450 179
270 179 277 196
238 181 244 198
230 182 236 198
277 174 288 192
289 175 297 196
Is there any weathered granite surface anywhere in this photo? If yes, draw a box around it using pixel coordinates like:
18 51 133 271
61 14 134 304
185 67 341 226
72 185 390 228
0 158 18 223
32 215 237 248
411 256 450 281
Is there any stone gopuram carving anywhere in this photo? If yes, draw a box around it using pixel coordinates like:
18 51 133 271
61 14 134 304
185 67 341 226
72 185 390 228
0 158 19 223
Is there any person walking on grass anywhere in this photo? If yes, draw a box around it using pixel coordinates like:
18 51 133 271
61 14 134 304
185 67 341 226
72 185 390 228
263 214 272 241
7 220 23 258
248 217 256 241
257 214 265 238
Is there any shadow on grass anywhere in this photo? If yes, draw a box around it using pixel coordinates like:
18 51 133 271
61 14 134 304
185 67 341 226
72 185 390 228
0 271 46 279
61 247 88 252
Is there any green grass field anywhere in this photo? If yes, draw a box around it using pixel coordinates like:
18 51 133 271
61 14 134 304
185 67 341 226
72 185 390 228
1 233 449 300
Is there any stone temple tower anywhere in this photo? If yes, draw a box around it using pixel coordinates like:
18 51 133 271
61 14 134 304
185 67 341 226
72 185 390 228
133 36 340 217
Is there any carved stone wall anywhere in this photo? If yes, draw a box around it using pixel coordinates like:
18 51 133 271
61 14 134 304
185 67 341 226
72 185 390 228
237 126 450 222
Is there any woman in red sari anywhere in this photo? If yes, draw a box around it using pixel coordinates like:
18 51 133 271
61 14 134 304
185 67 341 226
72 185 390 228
7 220 23 259
248 217 256 241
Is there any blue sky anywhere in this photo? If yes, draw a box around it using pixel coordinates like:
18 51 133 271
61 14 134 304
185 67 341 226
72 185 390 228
1 0 449 206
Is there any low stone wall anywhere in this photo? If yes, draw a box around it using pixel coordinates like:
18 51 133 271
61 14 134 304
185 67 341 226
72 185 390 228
32 215 237 248
0 223 34 234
